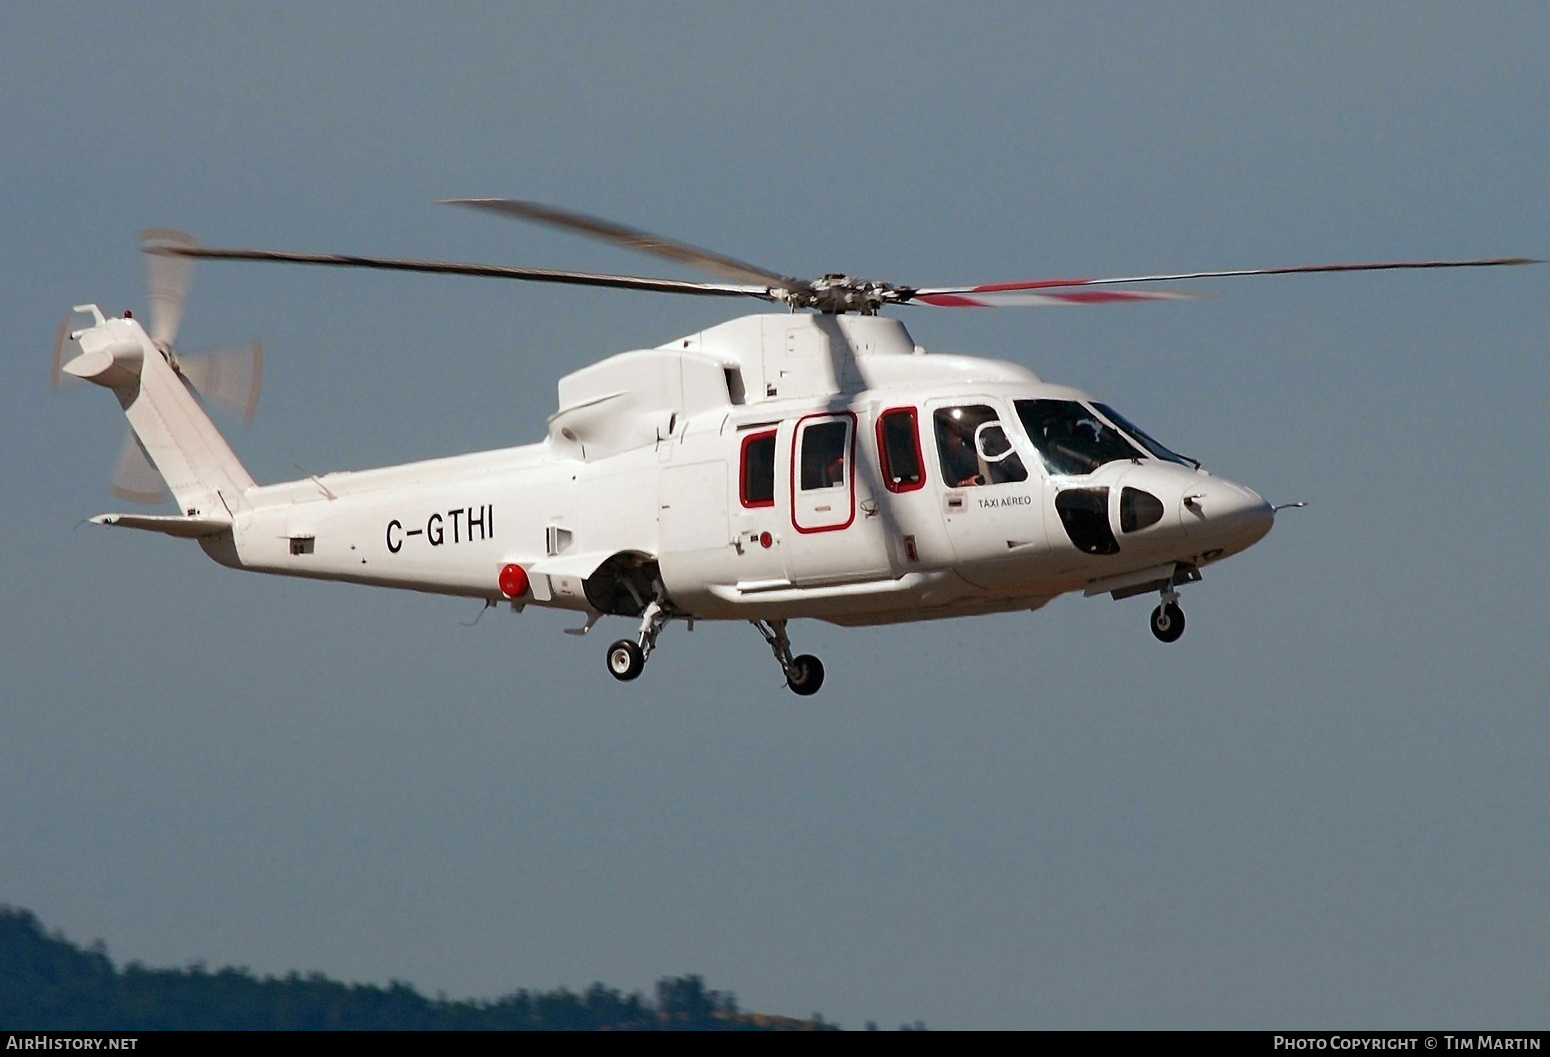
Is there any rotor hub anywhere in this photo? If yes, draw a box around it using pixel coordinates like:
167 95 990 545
788 275 913 315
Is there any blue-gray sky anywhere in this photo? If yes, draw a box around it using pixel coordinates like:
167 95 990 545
3 3 1546 1029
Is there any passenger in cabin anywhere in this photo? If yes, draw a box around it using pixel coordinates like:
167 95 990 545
824 451 846 488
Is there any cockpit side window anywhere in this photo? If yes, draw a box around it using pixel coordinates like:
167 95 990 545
934 405 1028 488
1014 399 1144 476
877 407 925 493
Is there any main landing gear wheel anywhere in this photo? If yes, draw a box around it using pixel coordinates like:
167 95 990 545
604 584 673 683
785 654 825 696
1150 602 1186 643
606 639 645 681
753 619 826 696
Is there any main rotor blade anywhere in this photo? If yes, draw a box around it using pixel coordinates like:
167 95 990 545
150 246 779 301
910 289 1206 308
141 229 198 348
913 257 1542 300
445 198 810 295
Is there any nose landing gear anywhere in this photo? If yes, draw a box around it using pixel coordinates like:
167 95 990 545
1149 585 1186 643
753 619 825 695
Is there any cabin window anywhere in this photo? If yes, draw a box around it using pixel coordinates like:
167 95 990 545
740 429 777 507
790 413 857 533
933 405 1028 488
799 420 850 491
877 407 925 493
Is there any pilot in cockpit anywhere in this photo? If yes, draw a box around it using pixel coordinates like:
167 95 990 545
939 418 986 488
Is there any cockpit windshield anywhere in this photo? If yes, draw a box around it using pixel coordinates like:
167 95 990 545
1014 399 1144 476
1093 404 1196 468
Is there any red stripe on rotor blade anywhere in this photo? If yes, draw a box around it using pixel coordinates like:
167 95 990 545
914 294 988 307
1051 290 1156 303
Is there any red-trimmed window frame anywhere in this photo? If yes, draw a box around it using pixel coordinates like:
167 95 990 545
789 411 857 534
739 428 778 509
876 406 927 494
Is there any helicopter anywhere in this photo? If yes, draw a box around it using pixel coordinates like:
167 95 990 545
57 200 1537 694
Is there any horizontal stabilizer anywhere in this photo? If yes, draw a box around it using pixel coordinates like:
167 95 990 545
90 513 232 539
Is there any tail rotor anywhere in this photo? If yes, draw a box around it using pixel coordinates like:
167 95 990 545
177 341 263 423
50 316 72 390
142 228 196 353
110 434 171 505
55 230 264 505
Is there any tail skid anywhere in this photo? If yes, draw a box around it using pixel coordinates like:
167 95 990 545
64 305 255 519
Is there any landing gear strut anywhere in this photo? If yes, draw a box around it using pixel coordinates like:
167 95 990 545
753 619 825 695
605 584 671 682
1150 585 1185 643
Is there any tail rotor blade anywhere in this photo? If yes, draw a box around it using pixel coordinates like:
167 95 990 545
51 316 73 388
109 430 169 505
141 229 198 349
180 341 263 422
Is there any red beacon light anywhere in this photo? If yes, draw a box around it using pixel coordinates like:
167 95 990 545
498 563 530 598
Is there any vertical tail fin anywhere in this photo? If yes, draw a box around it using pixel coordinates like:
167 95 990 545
64 305 255 518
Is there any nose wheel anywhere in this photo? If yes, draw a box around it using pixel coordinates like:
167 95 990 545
753 619 826 695
1149 589 1186 643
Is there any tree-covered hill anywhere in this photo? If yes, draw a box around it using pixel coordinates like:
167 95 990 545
0 906 831 1031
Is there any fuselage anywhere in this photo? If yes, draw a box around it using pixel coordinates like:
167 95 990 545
205 313 1274 627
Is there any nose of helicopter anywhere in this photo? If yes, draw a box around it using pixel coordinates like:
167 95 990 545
1183 478 1275 552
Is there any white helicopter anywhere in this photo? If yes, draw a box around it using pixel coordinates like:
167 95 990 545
58 201 1535 694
